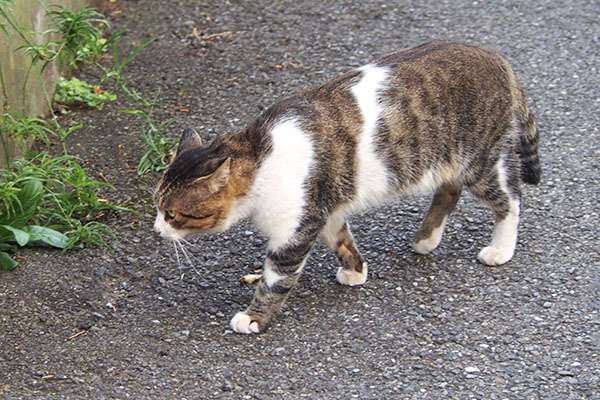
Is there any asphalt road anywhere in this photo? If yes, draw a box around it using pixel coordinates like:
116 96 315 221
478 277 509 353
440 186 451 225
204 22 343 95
1 0 598 398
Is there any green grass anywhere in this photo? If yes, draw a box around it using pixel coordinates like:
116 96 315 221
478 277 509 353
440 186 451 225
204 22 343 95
0 151 128 269
0 178 69 270
0 1 167 270
1 112 82 164
38 4 111 72
121 94 177 175
97 34 157 106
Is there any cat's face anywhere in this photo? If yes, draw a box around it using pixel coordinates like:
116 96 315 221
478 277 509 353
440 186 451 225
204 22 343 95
153 129 233 241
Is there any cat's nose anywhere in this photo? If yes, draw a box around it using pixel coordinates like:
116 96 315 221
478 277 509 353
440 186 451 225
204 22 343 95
153 224 161 235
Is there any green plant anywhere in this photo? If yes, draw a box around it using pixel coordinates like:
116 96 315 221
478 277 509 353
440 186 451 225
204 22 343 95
0 0 12 32
121 96 177 175
55 77 116 110
138 111 176 175
1 113 53 167
97 34 157 106
0 2 151 271
0 178 69 270
44 4 111 71
2 113 58 147
11 4 114 112
1 113 81 165
0 152 127 253
63 219 116 250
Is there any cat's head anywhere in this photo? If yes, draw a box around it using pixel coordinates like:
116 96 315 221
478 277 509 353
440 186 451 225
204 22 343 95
153 128 233 241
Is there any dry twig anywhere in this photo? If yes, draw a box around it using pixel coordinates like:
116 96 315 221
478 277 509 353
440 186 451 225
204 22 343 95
193 28 234 42
68 330 87 340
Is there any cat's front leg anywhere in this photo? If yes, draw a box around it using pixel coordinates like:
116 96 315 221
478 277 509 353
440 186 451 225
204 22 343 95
230 244 312 334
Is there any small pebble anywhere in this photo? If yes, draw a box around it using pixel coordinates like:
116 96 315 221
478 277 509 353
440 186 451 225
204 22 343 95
465 366 480 374
271 347 289 357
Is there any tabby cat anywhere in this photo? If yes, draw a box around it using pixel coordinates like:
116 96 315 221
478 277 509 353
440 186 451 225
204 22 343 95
153 40 541 334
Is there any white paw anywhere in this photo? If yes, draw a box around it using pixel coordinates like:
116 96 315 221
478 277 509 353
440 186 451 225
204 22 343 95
413 217 447 255
412 236 439 255
336 263 368 286
478 246 513 266
230 311 260 334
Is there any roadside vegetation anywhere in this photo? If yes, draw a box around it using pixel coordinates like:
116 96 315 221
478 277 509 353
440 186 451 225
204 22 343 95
0 0 171 270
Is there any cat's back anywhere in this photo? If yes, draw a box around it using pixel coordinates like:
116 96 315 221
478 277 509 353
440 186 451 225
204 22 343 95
377 40 509 74
377 40 518 115
284 40 521 147
299 40 513 104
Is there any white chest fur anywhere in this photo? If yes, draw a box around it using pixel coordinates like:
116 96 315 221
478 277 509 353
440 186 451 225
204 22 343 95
248 118 315 251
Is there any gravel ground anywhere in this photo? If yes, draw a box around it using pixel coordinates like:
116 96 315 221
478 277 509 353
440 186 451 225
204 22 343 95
1 0 599 399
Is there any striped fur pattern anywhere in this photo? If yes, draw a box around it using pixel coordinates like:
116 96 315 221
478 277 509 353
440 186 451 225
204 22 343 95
153 40 541 334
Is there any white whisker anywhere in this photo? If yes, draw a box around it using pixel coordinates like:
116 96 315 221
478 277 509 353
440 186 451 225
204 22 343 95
180 240 199 261
181 238 199 249
177 240 203 277
165 239 206 282
172 241 179 264
172 241 184 276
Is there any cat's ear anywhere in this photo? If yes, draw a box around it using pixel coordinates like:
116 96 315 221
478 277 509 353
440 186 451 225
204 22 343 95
176 127 203 155
192 157 231 196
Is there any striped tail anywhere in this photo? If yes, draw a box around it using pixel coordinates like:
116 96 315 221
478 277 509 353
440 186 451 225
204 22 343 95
515 89 542 185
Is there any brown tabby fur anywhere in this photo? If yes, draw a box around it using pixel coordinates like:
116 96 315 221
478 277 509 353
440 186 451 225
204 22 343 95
154 40 541 333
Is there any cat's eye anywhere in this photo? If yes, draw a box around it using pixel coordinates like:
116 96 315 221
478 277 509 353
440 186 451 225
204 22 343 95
166 210 177 219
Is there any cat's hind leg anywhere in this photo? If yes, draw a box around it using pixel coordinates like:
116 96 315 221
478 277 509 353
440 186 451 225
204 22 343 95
412 183 462 255
468 154 521 266
321 214 367 286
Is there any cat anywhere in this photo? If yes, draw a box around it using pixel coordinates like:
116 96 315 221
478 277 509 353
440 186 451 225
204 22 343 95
153 40 541 334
